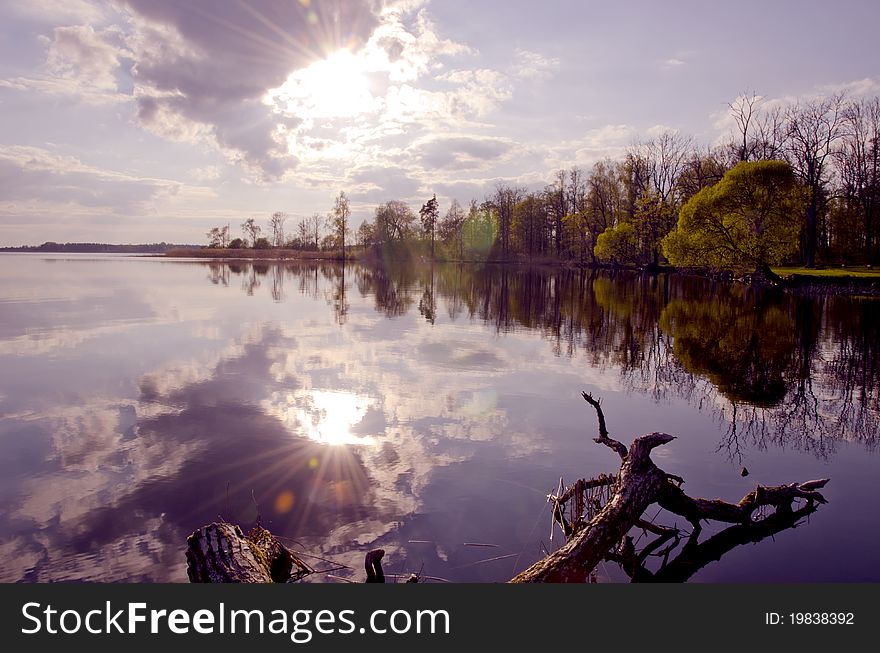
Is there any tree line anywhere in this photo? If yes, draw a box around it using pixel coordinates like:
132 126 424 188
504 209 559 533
207 91 880 269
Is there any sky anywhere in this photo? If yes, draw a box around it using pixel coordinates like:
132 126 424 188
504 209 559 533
0 0 878 246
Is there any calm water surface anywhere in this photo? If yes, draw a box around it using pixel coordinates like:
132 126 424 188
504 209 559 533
0 254 877 582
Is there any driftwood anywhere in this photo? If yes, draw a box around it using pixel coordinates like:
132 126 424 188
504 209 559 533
509 393 829 583
186 393 828 583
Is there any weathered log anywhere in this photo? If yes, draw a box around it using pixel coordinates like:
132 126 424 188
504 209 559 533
510 393 829 583
510 431 674 583
186 522 312 583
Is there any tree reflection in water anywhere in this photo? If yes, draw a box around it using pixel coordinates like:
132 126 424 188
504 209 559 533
208 260 878 459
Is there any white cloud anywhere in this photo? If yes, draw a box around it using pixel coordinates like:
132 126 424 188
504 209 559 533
513 48 560 80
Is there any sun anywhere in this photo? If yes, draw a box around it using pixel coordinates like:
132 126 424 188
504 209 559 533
267 49 377 122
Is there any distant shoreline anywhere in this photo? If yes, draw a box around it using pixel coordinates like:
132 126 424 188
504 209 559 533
0 243 189 254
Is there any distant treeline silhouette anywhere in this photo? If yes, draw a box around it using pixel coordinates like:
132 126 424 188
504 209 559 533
0 242 195 253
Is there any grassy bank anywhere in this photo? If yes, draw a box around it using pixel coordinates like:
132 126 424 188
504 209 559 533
772 266 880 279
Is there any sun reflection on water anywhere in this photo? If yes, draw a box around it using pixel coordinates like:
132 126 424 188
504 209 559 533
267 389 376 446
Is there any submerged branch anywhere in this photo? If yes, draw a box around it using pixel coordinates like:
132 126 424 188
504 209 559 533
510 394 829 583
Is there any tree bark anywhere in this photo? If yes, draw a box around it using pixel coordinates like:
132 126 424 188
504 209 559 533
186 522 311 583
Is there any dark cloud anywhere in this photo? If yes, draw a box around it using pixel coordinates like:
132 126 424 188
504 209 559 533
415 136 512 170
119 0 381 179
348 163 422 202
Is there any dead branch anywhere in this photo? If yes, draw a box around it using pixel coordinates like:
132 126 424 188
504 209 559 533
510 394 829 583
582 392 628 459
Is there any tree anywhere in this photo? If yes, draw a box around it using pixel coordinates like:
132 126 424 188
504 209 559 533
310 213 322 250
512 194 547 259
206 225 230 248
594 221 638 265
544 170 568 257
293 218 310 249
728 91 761 163
439 199 466 259
785 94 847 266
836 97 880 263
268 212 287 248
661 160 808 275
630 131 693 265
356 220 375 248
461 200 498 260
241 218 260 248
330 191 351 259
419 194 439 259
374 200 416 245
493 184 523 260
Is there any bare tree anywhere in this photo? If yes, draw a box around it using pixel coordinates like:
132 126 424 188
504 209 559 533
494 184 524 260
630 131 693 264
439 199 466 259
375 200 416 244
206 224 231 248
544 170 569 257
837 97 880 262
330 191 351 259
728 91 761 162
310 213 322 250
241 218 260 248
786 93 848 266
268 212 287 248
753 104 788 161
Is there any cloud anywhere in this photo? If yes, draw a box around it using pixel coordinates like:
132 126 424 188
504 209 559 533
1 22 130 104
347 163 423 202
0 145 178 212
546 124 637 169
5 0 107 23
513 48 559 80
117 0 381 180
413 135 514 170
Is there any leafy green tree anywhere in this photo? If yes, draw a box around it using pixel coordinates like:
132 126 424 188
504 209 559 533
661 160 808 274
462 200 498 260
594 222 638 265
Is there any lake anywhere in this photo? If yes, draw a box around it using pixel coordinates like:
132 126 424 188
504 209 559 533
0 254 877 582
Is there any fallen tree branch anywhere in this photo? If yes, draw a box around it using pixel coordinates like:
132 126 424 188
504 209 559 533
658 478 828 528
511 431 675 583
509 394 829 583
